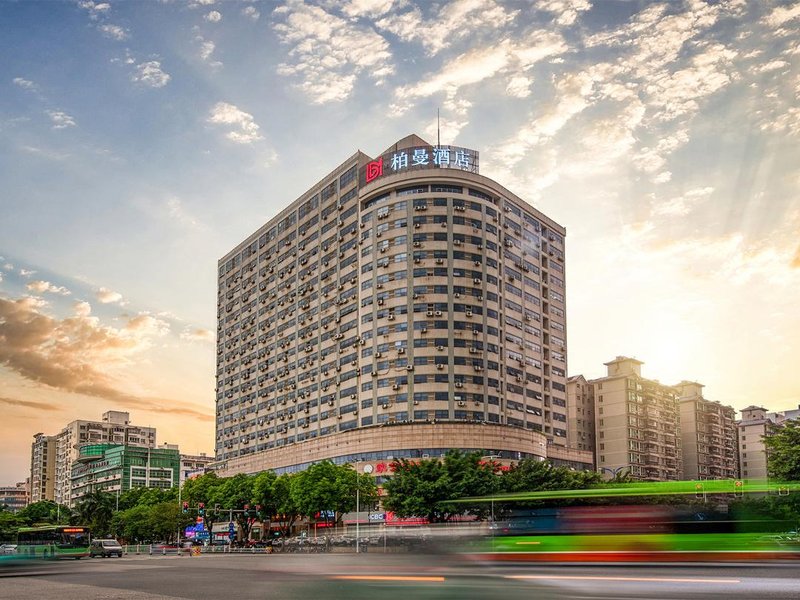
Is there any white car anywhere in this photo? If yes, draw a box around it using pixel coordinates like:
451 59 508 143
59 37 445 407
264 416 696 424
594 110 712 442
1 544 17 555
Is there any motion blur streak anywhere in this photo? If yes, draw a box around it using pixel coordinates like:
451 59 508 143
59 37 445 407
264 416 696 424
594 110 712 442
506 575 740 584
332 575 446 582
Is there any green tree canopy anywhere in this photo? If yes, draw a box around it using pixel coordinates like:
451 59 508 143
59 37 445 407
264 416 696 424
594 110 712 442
501 458 602 494
213 473 256 540
290 461 377 526
17 500 71 527
382 450 501 522
766 419 800 481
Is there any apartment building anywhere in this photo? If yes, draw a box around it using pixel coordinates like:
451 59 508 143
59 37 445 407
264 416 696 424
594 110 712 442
30 433 56 502
29 411 157 507
566 374 596 459
591 357 683 481
214 134 581 476
677 381 738 480
737 405 782 480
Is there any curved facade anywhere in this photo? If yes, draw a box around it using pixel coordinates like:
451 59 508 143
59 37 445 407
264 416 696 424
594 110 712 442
215 135 569 476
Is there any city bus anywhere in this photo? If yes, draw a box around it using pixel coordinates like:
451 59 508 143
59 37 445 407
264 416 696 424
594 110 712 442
456 480 800 562
16 526 91 559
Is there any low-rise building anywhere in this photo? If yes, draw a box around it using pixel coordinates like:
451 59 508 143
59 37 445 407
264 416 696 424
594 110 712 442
566 374 595 459
737 406 782 481
70 444 179 505
0 481 30 512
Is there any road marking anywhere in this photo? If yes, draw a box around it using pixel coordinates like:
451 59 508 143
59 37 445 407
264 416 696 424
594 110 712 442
332 575 445 582
506 575 740 584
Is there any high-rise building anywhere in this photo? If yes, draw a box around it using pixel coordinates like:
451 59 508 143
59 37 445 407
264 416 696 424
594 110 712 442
737 405 782 480
566 374 595 459
30 433 56 503
70 444 179 505
30 411 158 507
590 357 683 481
676 381 738 480
215 134 576 476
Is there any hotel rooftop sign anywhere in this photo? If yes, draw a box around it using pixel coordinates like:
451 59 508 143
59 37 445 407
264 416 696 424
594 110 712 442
360 145 479 186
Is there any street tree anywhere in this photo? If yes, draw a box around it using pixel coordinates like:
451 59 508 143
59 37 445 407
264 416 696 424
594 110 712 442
290 461 377 526
213 474 256 540
182 472 224 535
74 490 116 536
382 450 500 522
18 500 71 526
766 419 800 481
271 473 302 537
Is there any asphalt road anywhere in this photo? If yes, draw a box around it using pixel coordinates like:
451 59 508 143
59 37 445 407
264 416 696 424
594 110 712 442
2 553 799 600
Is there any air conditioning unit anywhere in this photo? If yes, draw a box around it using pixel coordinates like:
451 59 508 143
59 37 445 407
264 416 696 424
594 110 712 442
455 382 463 388
406 365 414 371
398 347 406 354
436 345 444 351
437 364 444 370
392 384 400 390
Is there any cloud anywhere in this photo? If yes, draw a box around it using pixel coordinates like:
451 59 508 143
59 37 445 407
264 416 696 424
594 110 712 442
96 287 123 304
78 1 111 20
651 186 714 217
26 280 71 296
374 0 518 56
12 77 38 91
46 110 77 129
0 296 212 421
242 6 259 21
74 301 92 317
762 3 800 28
204 10 222 23
3 263 14 271
342 0 395 19
208 101 263 144
166 196 207 230
180 327 215 343
535 0 591 27
196 36 222 68
273 0 394 103
132 61 171 88
19 268 36 277
98 24 129 41
0 396 60 411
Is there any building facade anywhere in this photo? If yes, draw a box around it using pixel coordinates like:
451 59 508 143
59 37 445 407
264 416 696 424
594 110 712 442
30 433 56 503
215 134 575 476
0 481 30 512
591 357 683 481
70 444 179 505
160 444 214 483
566 374 595 459
737 405 782 480
53 411 157 506
677 382 738 480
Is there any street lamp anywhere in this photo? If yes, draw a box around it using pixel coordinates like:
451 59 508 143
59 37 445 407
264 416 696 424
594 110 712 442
599 466 628 480
356 463 374 554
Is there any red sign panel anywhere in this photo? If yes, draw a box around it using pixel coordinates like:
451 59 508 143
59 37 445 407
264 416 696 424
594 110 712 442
365 159 383 183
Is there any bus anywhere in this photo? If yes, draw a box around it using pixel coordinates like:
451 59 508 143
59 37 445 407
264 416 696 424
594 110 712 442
17 526 91 559
457 480 800 562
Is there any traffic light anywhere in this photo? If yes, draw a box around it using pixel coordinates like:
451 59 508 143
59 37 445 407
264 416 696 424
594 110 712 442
198 502 205 516
182 501 189 513
695 483 704 499
255 505 262 518
733 480 743 498
214 503 220 516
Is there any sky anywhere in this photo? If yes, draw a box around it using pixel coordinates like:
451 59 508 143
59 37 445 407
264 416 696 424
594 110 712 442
1 0 798 484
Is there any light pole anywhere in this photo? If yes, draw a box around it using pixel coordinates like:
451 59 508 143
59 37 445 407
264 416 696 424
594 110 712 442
356 463 374 554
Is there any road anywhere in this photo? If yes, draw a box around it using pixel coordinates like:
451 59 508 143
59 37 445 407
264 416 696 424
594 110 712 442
1 553 799 599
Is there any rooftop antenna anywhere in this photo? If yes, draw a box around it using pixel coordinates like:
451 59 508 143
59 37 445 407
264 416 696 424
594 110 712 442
437 108 440 148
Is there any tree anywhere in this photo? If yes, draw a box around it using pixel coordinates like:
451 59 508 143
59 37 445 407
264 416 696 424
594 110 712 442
213 474 255 541
271 473 301 537
18 500 71 526
290 461 377 527
501 458 602 494
382 450 500 522
182 472 224 536
74 490 115 536
766 419 800 481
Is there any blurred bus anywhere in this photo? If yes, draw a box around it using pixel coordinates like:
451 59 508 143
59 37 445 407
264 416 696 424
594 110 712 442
16 526 91 559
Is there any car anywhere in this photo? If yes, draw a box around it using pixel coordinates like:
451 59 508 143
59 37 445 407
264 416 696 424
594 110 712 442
90 539 123 558
1 544 17 555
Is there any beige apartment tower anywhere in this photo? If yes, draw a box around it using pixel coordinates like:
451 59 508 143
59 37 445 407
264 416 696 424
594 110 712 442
566 374 595 459
215 134 579 476
737 406 781 480
591 357 682 481
49 411 156 506
30 433 56 503
677 381 738 480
